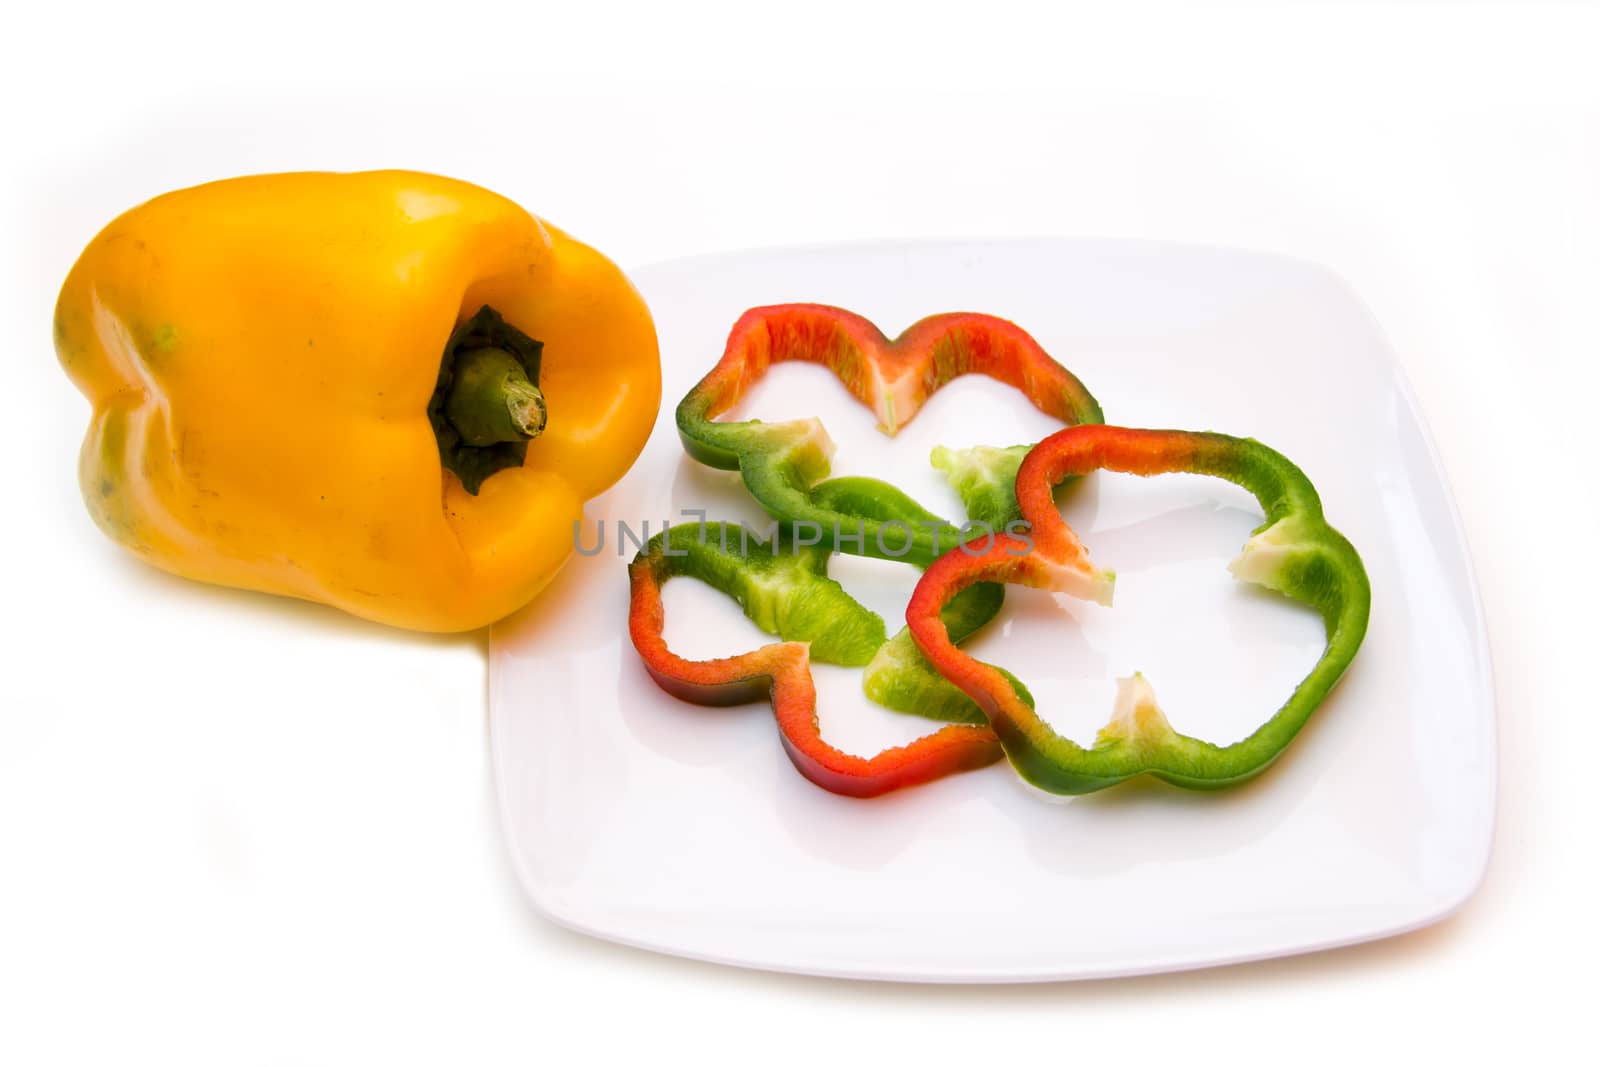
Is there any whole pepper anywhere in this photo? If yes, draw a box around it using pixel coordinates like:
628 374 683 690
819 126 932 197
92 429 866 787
53 171 660 632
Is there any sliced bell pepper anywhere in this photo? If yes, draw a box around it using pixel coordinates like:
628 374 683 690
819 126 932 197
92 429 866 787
906 426 1372 794
674 302 1100 724
53 171 660 632
627 522 1007 797
675 303 1103 566
860 443 1030 725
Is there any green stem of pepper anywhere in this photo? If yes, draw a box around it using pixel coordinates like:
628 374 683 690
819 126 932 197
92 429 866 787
445 346 547 445
428 305 547 495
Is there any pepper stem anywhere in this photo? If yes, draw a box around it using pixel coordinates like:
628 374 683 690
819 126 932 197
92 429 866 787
429 305 546 495
445 346 548 446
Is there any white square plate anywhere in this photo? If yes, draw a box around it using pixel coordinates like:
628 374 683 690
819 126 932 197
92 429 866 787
489 239 1494 982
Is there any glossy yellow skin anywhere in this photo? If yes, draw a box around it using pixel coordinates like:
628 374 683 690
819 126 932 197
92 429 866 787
54 171 660 632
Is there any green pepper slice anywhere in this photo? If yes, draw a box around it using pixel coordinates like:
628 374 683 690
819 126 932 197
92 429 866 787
675 303 1103 566
627 522 1007 797
906 426 1372 794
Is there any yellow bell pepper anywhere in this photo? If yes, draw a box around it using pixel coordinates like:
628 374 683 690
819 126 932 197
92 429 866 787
53 171 660 632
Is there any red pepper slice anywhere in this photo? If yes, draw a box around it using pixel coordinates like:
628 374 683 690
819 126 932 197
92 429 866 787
628 523 1002 797
675 303 1104 566
906 426 1371 794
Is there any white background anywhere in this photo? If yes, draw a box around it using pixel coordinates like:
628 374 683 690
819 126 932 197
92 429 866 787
3 1 1595 1062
